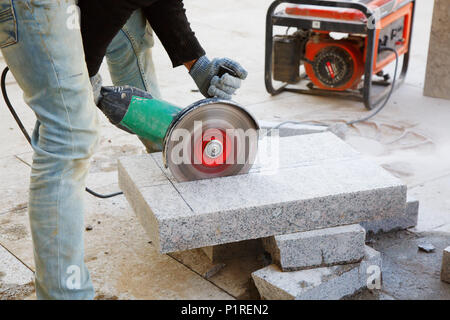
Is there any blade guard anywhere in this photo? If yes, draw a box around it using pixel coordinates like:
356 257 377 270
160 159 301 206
162 98 260 169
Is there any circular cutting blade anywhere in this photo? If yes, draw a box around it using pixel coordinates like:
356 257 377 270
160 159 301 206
164 100 259 182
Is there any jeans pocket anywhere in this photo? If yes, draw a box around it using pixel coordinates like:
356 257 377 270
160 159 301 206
0 0 17 48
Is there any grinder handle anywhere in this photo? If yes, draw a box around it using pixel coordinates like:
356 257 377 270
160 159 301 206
218 65 238 78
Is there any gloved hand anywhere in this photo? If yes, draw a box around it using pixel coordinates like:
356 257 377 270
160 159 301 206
189 55 248 100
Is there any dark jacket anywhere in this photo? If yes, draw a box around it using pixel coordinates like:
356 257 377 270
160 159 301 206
79 0 205 76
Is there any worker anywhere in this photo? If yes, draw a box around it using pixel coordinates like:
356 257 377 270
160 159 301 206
79 0 248 102
0 0 247 299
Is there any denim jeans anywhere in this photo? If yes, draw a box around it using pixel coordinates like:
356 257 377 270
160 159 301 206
0 0 157 299
106 9 161 98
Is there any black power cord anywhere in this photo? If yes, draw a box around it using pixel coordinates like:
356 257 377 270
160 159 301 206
85 187 122 199
1 67 123 199
347 47 399 125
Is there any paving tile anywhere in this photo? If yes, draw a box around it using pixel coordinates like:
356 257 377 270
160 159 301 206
262 224 366 271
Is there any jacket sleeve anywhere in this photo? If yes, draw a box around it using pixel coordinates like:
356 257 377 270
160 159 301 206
79 0 135 77
143 0 205 67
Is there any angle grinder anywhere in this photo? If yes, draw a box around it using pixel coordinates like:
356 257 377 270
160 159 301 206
97 85 259 182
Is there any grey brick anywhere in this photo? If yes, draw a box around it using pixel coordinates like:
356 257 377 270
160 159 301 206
262 224 366 271
251 246 382 300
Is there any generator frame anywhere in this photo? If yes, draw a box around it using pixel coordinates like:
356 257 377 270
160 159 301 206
265 0 416 110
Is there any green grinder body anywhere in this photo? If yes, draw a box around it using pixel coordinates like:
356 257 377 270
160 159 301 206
98 86 182 151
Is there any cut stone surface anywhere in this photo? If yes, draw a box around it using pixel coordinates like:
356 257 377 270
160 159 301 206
262 224 366 271
151 132 362 178
360 195 419 234
251 246 382 300
118 133 407 253
202 239 264 263
441 246 450 284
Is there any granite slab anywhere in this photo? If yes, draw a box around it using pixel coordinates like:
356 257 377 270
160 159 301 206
251 246 382 300
118 133 407 253
360 195 418 234
262 224 366 271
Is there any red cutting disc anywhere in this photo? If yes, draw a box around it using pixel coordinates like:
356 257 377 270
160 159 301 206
164 100 259 182
193 129 232 169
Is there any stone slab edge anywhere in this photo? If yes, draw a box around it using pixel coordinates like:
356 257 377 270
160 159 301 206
118 159 162 250
251 246 381 300
360 194 419 234
262 224 366 271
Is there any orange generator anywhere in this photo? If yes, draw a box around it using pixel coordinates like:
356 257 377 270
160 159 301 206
265 0 415 109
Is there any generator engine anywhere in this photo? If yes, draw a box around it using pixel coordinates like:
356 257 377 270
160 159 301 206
305 34 366 91
267 0 415 110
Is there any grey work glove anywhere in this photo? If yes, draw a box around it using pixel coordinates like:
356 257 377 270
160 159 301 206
189 55 248 100
90 73 102 105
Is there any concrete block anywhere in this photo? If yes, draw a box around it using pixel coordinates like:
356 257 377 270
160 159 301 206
360 195 418 234
441 246 450 284
262 224 366 271
118 133 407 253
202 239 264 263
252 246 382 300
